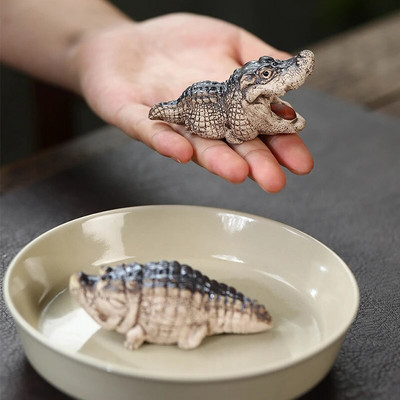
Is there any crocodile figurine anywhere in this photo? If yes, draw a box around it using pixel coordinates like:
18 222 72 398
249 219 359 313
149 50 315 144
69 260 272 350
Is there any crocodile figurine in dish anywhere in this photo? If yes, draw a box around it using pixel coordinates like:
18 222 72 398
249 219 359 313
149 50 315 144
69 260 272 350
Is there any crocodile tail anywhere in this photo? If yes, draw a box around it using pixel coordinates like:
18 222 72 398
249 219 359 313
148 100 184 124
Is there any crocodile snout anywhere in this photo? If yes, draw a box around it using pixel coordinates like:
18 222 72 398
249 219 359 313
296 50 315 75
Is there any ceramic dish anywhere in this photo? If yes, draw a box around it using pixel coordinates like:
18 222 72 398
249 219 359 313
4 205 359 400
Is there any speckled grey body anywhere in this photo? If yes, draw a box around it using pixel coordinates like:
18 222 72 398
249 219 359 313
149 50 315 144
69 261 272 350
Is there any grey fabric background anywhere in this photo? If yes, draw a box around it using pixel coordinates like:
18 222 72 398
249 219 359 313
1 88 399 399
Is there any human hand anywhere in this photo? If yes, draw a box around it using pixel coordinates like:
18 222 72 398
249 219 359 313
74 13 313 192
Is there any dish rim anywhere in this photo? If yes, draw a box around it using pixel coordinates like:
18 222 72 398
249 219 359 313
3 205 360 383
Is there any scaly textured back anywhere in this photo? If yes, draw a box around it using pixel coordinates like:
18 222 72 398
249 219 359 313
70 260 272 350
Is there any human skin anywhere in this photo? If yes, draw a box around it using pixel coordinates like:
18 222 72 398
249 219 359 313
1 0 313 193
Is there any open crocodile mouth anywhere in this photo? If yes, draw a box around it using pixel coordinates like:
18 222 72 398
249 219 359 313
256 94 297 121
270 102 296 120
269 94 297 120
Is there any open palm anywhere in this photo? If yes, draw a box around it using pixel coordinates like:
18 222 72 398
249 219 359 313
77 13 313 192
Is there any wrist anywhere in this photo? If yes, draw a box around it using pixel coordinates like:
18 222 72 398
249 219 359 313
2 0 134 94
64 9 133 94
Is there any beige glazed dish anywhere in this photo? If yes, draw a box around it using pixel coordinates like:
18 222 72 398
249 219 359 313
4 205 359 400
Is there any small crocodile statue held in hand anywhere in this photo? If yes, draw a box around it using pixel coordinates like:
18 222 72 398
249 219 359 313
70 260 272 350
149 50 315 144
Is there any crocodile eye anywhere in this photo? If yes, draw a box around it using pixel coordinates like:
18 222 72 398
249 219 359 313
261 69 272 78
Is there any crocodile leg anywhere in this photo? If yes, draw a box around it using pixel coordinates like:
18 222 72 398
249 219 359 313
184 102 227 140
177 324 208 349
225 101 259 143
124 324 146 350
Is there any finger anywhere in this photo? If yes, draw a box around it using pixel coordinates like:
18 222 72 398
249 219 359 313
231 138 287 193
262 134 314 175
177 127 250 184
114 103 193 163
236 28 292 63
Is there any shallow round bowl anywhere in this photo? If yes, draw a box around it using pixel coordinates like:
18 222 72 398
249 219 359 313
4 205 359 400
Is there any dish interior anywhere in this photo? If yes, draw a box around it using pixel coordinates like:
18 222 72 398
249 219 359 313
6 206 358 380
39 257 321 376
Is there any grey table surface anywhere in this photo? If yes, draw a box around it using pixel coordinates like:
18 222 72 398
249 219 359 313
1 88 399 400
